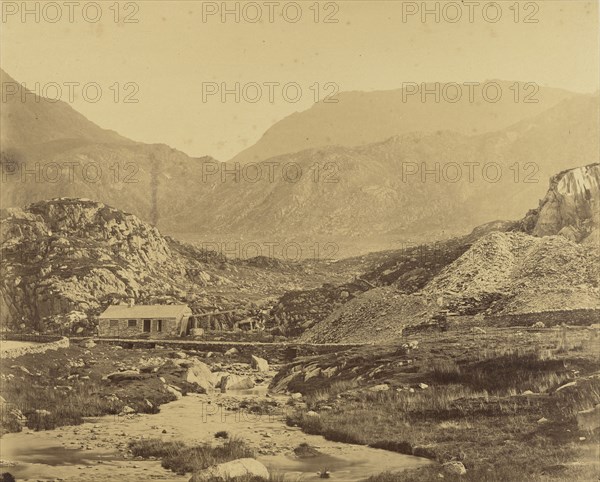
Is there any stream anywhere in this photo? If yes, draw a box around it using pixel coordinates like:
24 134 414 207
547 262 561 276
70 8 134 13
0 389 431 481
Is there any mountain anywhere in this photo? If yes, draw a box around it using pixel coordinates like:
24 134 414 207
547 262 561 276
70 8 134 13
0 70 128 148
271 164 600 343
231 81 580 165
174 95 599 242
2 70 598 248
0 69 221 231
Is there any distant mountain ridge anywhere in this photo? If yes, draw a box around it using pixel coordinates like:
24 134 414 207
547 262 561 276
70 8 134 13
0 70 129 148
230 81 581 165
1 70 598 246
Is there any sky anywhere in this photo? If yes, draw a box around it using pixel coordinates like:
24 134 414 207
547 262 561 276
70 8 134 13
1 0 599 160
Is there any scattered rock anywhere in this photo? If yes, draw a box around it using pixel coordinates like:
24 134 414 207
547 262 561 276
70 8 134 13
220 374 255 392
80 339 96 349
369 384 390 392
166 385 183 400
224 348 239 356
442 461 467 476
250 355 269 372
576 404 600 432
105 370 145 382
185 360 216 392
290 393 303 400
189 458 269 482
532 321 546 328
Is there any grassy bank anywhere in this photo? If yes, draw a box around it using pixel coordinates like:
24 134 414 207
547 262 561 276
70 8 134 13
284 328 600 481
0 343 202 434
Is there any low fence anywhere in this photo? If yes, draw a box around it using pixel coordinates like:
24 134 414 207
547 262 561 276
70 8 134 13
0 333 70 359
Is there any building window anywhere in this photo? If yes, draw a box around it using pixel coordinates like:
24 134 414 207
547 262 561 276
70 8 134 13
110 319 119 328
128 319 137 328
156 319 163 332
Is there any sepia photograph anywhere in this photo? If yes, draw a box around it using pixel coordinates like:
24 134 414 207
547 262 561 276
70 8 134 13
0 1 599 480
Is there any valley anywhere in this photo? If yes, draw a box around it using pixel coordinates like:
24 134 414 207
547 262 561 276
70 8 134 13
1 7 600 479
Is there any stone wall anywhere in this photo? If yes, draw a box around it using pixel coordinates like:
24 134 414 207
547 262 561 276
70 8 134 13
0 335 69 359
81 338 361 363
487 309 600 327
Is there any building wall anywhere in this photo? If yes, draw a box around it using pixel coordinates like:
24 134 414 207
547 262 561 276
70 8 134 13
98 317 178 337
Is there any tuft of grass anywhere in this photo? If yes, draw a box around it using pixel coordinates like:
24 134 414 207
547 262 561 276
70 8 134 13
214 430 229 439
304 380 358 407
293 442 321 458
129 437 255 475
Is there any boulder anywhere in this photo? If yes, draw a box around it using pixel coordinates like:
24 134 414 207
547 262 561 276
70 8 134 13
442 461 467 476
190 458 269 482
120 405 136 415
220 374 255 392
166 385 183 400
224 348 239 356
577 404 600 432
185 360 216 391
250 355 269 372
106 370 145 382
369 384 390 392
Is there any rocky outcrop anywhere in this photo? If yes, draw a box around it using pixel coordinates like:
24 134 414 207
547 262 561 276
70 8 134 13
0 198 216 331
521 163 599 243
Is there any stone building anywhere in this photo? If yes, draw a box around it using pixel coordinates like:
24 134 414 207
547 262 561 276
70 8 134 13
98 304 193 337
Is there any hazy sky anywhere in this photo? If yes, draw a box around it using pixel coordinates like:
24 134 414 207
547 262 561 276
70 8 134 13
1 0 598 160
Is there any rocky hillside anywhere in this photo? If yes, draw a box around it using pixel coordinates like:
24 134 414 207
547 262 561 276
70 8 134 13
0 199 347 333
231 81 577 164
287 164 600 343
0 198 215 331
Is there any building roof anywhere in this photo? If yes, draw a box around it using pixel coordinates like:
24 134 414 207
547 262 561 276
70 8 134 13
99 304 191 319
